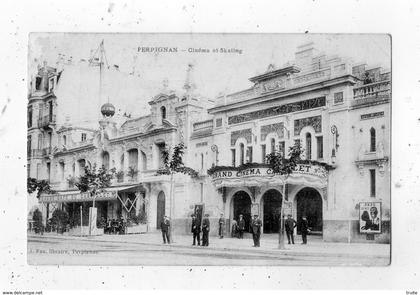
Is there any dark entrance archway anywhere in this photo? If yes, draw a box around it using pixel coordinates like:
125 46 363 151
232 191 252 233
156 191 165 229
296 187 323 235
262 189 282 233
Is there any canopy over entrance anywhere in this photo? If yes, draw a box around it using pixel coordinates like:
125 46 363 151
209 162 332 189
39 184 146 203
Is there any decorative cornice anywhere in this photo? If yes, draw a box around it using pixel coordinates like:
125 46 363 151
208 75 358 114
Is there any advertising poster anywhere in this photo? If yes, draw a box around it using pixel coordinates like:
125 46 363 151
359 202 382 234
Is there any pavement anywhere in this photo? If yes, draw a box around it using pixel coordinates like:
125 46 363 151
28 231 390 259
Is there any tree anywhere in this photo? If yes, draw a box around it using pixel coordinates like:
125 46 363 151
27 177 54 198
32 208 43 234
266 140 304 249
51 208 69 234
73 164 116 235
74 164 116 206
157 142 199 240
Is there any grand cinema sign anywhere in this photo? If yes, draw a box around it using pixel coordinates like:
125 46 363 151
210 163 328 180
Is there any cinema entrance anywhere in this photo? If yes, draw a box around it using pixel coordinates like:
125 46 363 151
262 189 282 233
231 191 252 232
296 187 323 235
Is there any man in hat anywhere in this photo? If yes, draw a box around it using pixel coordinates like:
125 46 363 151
238 214 245 239
285 214 297 244
191 214 201 246
160 215 171 244
251 214 262 247
300 216 309 244
202 213 210 246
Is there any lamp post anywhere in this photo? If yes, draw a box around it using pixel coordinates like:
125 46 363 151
278 124 291 250
80 205 83 237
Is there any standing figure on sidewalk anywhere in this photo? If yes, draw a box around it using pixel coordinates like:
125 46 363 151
238 214 245 239
191 214 201 246
202 213 210 246
285 214 297 244
251 214 262 247
231 219 238 238
160 215 171 244
218 213 225 239
300 216 309 244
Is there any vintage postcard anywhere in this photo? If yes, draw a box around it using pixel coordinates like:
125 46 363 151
26 33 391 266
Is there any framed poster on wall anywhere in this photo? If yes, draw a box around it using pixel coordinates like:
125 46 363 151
359 202 382 234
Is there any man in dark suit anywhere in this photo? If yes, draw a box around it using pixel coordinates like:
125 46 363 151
300 216 309 244
202 213 210 246
285 214 297 244
191 214 201 246
238 214 245 239
251 214 262 247
160 215 170 244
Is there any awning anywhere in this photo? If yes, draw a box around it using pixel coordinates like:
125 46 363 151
39 184 145 203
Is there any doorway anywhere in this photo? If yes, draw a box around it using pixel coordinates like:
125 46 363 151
232 191 252 232
262 189 282 233
296 187 323 235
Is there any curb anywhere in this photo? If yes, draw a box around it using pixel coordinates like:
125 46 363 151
28 234 389 259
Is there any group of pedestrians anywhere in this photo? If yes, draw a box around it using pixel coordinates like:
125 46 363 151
159 213 311 247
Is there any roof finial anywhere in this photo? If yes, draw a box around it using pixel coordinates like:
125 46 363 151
183 63 196 93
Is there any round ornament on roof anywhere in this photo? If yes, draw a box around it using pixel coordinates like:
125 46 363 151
101 102 115 117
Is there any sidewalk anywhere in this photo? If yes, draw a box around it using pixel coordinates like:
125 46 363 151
29 231 390 258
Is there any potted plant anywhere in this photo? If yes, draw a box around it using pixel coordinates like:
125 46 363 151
116 170 124 182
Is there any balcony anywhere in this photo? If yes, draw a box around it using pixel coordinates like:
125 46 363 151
352 80 391 108
38 114 56 129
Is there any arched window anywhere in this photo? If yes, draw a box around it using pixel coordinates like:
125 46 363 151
102 151 110 170
370 127 376 152
77 159 86 177
160 106 166 121
63 135 67 146
239 143 245 165
306 133 312 160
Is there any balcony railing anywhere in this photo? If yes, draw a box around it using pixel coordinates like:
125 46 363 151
352 80 391 108
353 80 391 100
193 119 214 131
38 114 56 128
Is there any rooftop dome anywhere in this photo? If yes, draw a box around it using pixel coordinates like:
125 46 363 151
101 102 115 117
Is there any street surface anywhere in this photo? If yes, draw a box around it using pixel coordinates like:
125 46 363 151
27 232 390 266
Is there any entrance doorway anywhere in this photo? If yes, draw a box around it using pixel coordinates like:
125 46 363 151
156 191 165 229
262 189 282 233
232 191 252 232
296 187 323 235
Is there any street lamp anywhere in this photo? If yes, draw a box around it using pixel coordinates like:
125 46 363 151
211 144 219 166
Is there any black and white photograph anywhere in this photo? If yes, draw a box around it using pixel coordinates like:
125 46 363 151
1 0 420 292
26 33 391 266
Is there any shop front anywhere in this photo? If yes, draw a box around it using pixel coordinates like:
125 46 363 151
39 184 148 235
209 163 331 236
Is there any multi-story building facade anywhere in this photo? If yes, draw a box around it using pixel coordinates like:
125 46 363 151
28 42 390 243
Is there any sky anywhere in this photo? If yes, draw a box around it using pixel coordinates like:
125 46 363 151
29 33 391 103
